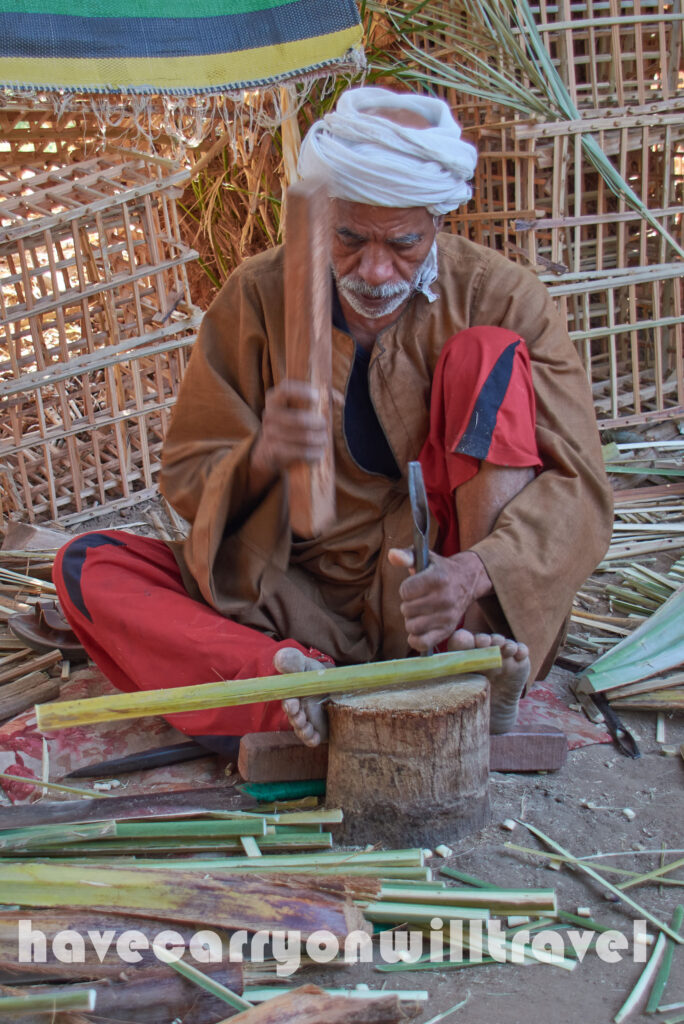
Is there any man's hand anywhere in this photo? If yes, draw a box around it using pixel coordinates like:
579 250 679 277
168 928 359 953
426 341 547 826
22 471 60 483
250 380 328 482
388 547 494 652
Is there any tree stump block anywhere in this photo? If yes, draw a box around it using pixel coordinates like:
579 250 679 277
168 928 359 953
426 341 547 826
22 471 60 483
326 674 490 847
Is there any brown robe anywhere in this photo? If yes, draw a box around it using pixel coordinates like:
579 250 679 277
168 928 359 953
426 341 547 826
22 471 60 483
160 232 613 681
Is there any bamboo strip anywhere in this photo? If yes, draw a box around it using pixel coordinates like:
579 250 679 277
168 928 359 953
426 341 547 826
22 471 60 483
647 905 684 1012
35 648 501 731
614 931 667 1023
0 989 96 1013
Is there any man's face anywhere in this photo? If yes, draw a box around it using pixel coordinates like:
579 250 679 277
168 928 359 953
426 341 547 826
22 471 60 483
331 200 442 331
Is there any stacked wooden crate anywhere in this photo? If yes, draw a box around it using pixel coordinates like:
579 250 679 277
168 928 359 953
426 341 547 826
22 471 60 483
446 0 683 430
0 154 201 523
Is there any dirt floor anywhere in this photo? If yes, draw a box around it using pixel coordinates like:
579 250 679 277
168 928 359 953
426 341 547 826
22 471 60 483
304 709 684 1024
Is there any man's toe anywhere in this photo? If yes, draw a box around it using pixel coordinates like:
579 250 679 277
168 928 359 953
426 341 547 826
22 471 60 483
274 647 307 674
447 629 476 651
474 633 493 648
292 709 310 731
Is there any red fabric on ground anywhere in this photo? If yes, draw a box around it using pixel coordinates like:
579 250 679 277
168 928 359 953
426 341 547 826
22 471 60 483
53 325 541 738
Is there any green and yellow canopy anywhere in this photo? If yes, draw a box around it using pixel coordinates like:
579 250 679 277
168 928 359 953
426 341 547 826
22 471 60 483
0 0 363 94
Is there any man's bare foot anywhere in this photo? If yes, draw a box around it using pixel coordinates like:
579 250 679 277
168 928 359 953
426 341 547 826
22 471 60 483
447 629 530 734
275 647 330 747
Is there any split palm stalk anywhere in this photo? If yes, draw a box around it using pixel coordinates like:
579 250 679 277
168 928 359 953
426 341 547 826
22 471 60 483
35 648 501 731
0 989 96 1013
153 945 253 1011
646 906 684 1013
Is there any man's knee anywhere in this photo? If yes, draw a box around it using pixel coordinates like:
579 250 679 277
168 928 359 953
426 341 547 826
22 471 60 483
54 532 126 623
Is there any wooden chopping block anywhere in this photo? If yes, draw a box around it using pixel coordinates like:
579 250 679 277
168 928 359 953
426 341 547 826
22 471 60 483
284 178 335 537
490 725 568 772
326 674 491 846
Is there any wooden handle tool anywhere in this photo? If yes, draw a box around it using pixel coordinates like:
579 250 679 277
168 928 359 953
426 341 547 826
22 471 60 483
284 178 335 537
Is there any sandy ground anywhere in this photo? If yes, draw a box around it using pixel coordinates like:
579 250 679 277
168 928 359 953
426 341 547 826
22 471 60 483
298 708 684 1024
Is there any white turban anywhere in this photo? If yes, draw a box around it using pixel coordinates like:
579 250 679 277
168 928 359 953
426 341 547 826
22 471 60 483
297 87 478 214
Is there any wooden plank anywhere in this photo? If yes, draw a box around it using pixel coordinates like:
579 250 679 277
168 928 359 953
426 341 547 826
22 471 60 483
0 649 61 684
284 178 335 537
225 984 405 1024
489 727 568 772
0 670 59 723
240 725 569 781
239 730 329 782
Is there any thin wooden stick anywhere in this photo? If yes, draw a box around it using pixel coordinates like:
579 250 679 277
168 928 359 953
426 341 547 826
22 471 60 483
520 822 684 944
152 944 253 1010
0 770 112 800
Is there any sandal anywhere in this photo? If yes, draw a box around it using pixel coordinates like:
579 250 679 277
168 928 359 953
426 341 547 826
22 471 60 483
9 599 88 662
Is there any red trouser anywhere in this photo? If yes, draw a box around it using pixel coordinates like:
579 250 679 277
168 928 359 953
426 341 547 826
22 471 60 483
53 327 541 739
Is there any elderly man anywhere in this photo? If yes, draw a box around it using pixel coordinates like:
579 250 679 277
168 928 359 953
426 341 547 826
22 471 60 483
52 87 612 752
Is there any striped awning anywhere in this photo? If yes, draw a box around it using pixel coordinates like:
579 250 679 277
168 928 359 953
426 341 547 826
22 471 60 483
0 0 363 94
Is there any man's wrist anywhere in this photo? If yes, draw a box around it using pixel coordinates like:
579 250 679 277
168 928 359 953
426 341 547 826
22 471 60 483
247 436 278 501
453 550 494 601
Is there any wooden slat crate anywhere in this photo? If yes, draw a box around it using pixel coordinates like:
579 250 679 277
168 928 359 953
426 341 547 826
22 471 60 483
545 262 684 427
0 154 201 522
0 105 103 172
0 156 196 372
0 102 189 172
532 0 683 109
0 329 199 522
445 117 542 265
513 102 684 273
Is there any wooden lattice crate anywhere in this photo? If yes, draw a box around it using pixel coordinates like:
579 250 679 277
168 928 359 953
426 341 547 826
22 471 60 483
514 103 684 273
0 105 103 172
445 114 542 264
545 262 684 427
532 0 683 109
0 153 202 522
0 328 199 522
0 155 197 376
0 101 188 172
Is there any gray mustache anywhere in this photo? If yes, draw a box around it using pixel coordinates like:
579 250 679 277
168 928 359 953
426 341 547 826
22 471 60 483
337 276 411 300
